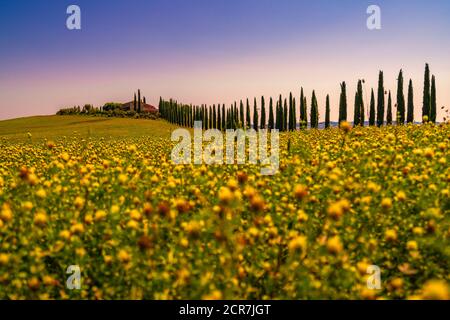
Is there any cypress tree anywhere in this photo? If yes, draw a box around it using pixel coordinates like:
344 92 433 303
339 82 347 125
275 101 280 130
246 99 251 129
268 97 274 129
422 63 431 122
209 106 213 129
134 93 137 111
137 89 141 113
204 105 209 129
386 91 392 125
232 104 235 129
217 104 221 130
310 91 318 128
174 102 177 124
303 96 308 129
143 97 146 104
213 105 217 129
240 100 244 127
430 75 436 123
407 79 414 123
280 100 284 131
278 94 284 131
253 98 258 131
261 96 266 129
225 109 229 129
376 71 385 126
353 91 360 126
369 89 376 126
358 80 365 126
222 104 226 130
300 88 306 129
283 99 288 131
396 69 405 124
289 92 293 131
234 104 240 128
293 97 297 130
325 95 330 128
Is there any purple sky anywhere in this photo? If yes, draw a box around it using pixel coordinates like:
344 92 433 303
1 0 449 121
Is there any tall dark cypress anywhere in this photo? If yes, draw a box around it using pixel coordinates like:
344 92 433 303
226 109 229 129
137 89 141 113
376 71 385 127
222 103 227 130
310 91 319 128
232 106 235 129
422 63 431 122
293 97 297 130
396 69 405 124
369 89 376 126
303 95 308 129
407 79 414 123
358 80 365 126
246 99 251 129
339 82 347 125
213 105 217 129
133 93 137 111
430 75 436 123
233 103 236 129
386 91 392 125
217 104 221 130
289 92 293 131
353 91 360 126
239 100 244 127
279 100 284 131
268 97 274 130
325 95 330 128
235 102 239 127
275 101 280 130
283 99 288 131
276 99 280 130
260 96 266 129
209 106 213 129
253 98 258 131
299 88 305 129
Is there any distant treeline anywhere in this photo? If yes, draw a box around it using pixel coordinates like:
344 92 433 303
56 89 159 120
57 104 159 119
160 64 443 130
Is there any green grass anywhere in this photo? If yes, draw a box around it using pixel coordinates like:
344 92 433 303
0 115 179 142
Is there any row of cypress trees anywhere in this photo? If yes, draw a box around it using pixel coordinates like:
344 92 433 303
159 91 320 131
343 64 437 127
160 64 438 130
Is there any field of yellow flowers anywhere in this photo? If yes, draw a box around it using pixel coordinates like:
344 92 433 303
0 116 448 300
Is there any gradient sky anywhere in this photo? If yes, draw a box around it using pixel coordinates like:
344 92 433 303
1 0 449 121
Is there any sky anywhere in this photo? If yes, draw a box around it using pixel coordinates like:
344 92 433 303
1 0 450 121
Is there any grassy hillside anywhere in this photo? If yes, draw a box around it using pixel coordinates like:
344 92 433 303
0 116 179 142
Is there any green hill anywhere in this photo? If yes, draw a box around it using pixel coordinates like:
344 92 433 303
0 115 180 142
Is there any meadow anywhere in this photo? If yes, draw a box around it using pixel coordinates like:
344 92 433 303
0 115 448 299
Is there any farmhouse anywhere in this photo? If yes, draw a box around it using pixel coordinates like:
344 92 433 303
121 101 157 113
